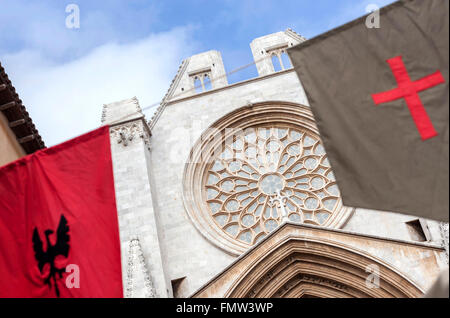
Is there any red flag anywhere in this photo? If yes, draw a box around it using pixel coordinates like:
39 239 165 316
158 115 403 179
0 126 123 298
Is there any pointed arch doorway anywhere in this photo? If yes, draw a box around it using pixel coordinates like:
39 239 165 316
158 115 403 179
193 224 428 298
226 234 423 298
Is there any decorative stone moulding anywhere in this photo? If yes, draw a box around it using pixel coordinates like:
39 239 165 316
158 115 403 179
182 101 354 256
110 121 151 150
225 236 423 298
125 236 157 298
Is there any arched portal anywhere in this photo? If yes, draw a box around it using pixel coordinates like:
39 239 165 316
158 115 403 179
226 235 423 298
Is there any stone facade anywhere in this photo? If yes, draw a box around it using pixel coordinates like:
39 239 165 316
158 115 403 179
193 223 444 298
101 29 448 298
250 29 306 76
102 99 171 297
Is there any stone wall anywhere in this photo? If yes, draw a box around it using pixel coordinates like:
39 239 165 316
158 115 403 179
105 31 448 298
150 70 309 296
150 68 446 297
104 98 171 298
250 29 305 76
193 223 446 297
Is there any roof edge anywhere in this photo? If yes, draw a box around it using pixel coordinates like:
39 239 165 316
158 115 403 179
0 62 45 154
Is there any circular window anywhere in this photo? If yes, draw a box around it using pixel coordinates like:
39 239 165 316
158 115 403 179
259 174 284 195
183 102 353 255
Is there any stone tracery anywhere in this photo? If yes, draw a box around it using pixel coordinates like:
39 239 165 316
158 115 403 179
204 126 342 245
182 102 353 255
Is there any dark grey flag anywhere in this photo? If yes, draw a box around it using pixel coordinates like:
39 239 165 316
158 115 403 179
288 0 448 221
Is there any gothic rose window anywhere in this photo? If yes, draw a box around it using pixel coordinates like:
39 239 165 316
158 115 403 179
204 126 341 245
183 102 352 255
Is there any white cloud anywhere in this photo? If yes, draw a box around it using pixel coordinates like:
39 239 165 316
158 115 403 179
2 27 197 146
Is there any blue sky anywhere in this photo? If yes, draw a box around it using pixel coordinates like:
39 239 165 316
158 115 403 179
0 0 395 146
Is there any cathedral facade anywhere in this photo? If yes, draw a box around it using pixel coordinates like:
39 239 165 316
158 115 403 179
101 30 448 298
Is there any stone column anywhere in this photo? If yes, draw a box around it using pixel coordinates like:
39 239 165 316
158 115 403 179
102 97 170 297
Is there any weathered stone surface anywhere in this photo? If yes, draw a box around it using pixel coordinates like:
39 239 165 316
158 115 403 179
104 97 170 297
103 30 448 298
193 223 445 298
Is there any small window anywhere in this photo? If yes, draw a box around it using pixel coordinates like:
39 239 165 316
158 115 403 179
271 54 282 72
204 74 212 91
281 52 292 69
194 77 203 93
406 219 430 242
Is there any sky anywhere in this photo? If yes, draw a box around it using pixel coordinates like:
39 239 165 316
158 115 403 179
0 0 396 146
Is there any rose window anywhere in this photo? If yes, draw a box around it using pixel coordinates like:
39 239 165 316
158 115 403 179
204 126 343 246
183 103 352 255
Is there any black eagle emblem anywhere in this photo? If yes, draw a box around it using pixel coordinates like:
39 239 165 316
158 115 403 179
32 214 70 297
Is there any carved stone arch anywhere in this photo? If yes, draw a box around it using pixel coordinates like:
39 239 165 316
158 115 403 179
225 236 424 298
182 101 354 256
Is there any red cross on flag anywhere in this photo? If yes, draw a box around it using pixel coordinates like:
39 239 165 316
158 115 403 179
372 56 445 140
288 0 448 222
